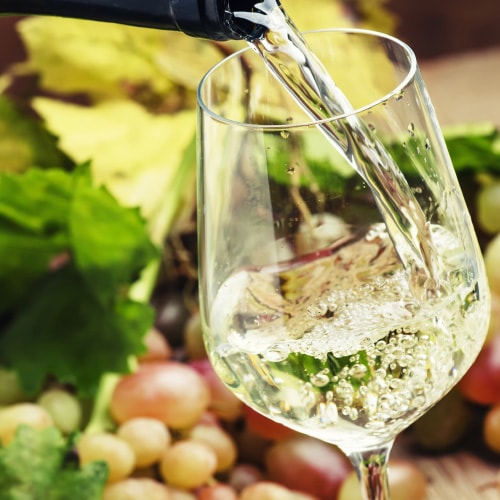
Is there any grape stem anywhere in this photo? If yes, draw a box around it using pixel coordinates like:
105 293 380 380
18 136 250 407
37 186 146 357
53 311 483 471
84 373 121 433
347 441 394 500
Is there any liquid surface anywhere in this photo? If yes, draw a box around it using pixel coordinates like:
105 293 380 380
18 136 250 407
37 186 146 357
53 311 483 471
208 226 488 451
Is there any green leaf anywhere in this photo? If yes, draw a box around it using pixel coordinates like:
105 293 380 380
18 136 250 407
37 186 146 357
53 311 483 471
0 265 154 397
0 169 71 315
443 122 500 172
69 165 158 306
0 426 107 500
0 166 158 396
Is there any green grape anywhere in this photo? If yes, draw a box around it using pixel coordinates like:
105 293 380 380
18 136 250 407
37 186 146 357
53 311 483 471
484 234 500 296
159 440 217 490
240 481 316 500
117 417 171 468
103 478 170 500
484 404 500 452
0 403 53 445
78 432 135 483
190 424 238 473
37 388 83 434
477 183 500 234
338 460 427 500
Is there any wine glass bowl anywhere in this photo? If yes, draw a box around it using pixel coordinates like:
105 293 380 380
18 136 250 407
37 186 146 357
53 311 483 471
197 29 490 498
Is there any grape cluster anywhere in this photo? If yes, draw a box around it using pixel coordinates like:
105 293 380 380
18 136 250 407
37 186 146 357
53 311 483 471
0 311 428 499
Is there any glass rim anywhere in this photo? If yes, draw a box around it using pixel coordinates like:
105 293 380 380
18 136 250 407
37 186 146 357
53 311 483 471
197 27 418 130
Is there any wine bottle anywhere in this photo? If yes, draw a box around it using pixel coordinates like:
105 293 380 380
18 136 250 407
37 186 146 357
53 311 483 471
0 0 261 40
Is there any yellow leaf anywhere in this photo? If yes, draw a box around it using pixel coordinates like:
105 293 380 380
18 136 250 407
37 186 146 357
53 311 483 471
32 97 196 243
17 17 176 99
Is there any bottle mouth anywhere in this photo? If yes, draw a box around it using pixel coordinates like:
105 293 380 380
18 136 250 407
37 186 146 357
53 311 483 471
171 0 266 40
225 0 268 40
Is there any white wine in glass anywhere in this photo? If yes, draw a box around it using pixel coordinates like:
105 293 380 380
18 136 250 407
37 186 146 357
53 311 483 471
197 27 490 499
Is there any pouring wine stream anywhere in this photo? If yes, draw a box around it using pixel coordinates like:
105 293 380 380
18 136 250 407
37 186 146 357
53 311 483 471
234 0 444 302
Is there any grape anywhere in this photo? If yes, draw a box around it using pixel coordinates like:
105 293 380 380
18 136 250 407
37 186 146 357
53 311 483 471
243 405 297 441
0 368 27 405
265 435 351 500
459 333 500 405
337 460 427 500
409 389 471 452
240 481 317 500
77 432 135 483
232 424 270 465
484 233 500 296
117 417 171 468
189 423 238 472
197 484 239 500
189 358 243 422
137 328 172 364
484 404 500 452
153 290 191 347
102 478 170 500
487 293 500 343
0 403 53 445
110 361 210 429
37 388 83 435
184 311 207 360
164 487 197 500
228 463 264 492
159 439 217 490
477 182 500 235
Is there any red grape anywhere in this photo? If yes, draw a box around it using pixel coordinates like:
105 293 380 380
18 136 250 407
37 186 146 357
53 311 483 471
242 405 297 441
110 361 210 429
458 333 500 405
264 435 351 500
189 358 243 422
137 328 172 364
197 484 239 500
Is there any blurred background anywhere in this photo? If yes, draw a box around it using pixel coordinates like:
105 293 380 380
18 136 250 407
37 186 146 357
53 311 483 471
2 0 500 63
386 0 500 58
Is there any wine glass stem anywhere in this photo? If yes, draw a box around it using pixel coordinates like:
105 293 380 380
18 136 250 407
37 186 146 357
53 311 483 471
348 441 394 500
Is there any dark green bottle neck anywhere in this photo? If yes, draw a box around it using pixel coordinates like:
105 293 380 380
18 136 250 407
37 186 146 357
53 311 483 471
0 0 260 40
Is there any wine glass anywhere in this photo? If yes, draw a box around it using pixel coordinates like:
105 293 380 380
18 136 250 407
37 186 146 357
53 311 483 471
196 28 490 499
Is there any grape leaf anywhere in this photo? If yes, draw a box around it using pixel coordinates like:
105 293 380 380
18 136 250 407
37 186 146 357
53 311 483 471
443 123 500 172
0 265 155 397
0 166 158 396
32 98 197 243
0 426 107 500
0 168 71 315
16 17 175 99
